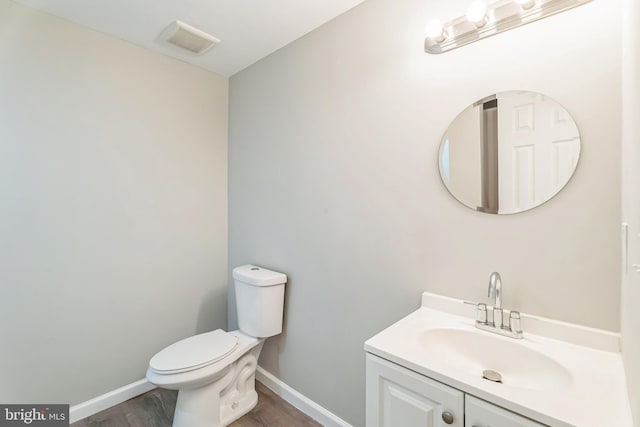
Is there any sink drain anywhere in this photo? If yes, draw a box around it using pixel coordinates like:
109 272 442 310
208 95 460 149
482 369 502 383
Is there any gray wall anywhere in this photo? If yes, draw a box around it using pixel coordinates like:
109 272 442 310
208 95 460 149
228 0 622 425
0 0 229 405
622 0 640 424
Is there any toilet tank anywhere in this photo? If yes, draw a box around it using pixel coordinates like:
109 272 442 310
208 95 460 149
233 265 287 338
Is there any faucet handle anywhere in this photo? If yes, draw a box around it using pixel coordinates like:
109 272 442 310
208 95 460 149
493 307 503 329
509 311 522 333
476 303 487 324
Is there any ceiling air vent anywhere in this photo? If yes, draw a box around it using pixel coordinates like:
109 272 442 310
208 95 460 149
161 20 220 56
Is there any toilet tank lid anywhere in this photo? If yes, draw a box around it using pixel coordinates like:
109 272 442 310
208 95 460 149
233 265 287 287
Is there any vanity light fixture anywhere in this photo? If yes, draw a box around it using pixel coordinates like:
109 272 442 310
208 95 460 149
425 0 592 54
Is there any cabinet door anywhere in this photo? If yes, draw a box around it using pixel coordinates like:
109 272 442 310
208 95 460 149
366 354 464 427
465 395 547 427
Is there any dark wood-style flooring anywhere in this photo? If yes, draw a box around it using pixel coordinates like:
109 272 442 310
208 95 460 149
71 381 322 427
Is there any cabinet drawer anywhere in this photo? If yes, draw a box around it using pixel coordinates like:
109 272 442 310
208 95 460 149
465 395 547 427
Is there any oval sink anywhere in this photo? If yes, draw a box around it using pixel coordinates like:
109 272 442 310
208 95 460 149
419 328 572 390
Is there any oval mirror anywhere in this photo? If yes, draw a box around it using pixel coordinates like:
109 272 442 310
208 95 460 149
438 91 581 214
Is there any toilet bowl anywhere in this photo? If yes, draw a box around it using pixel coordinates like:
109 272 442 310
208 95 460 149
146 265 287 427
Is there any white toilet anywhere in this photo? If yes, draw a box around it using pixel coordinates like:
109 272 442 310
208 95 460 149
146 265 287 427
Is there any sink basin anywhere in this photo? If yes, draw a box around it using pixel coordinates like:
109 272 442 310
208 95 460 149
419 328 572 390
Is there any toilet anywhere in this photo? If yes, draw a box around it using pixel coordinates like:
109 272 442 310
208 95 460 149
146 265 287 427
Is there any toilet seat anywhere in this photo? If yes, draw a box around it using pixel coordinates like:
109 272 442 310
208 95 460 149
149 329 239 374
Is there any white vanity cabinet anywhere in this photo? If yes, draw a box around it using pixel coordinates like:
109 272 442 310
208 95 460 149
366 354 546 427
365 294 633 426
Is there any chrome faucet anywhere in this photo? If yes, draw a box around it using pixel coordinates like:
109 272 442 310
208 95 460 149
475 272 523 339
488 272 502 310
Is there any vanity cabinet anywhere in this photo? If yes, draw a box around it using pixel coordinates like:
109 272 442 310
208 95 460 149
366 354 546 427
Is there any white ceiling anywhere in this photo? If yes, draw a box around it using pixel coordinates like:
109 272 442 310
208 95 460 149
14 0 367 76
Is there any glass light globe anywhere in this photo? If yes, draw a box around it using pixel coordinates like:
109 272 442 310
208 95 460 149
466 1 488 27
425 19 443 39
515 0 536 9
425 19 446 42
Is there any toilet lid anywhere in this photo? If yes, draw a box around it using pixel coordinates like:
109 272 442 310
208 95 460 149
149 329 238 373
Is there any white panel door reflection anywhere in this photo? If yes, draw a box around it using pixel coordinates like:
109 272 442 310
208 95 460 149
497 92 580 213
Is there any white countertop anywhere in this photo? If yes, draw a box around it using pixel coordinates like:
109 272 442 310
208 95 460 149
364 293 633 427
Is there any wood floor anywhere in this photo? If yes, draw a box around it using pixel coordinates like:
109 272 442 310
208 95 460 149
71 381 322 427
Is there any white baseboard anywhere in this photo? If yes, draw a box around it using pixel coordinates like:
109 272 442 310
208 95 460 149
70 369 351 426
256 366 352 427
69 379 156 423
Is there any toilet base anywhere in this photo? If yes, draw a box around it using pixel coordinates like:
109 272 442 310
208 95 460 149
171 341 264 427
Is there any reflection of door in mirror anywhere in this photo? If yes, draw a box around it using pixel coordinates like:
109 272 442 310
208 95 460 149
480 99 499 213
497 92 580 214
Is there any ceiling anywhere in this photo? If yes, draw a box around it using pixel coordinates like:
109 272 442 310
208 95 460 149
14 0 367 76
